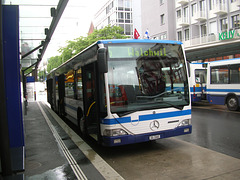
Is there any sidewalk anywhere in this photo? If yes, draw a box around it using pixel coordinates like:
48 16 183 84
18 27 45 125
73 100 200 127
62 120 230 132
23 101 123 180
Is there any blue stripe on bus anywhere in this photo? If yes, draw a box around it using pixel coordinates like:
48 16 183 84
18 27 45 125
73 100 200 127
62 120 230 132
102 109 191 125
165 87 184 91
206 89 240 92
191 95 202 102
97 39 182 45
190 87 206 92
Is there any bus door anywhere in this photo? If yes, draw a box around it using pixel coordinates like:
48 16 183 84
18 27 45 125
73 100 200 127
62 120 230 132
58 74 65 116
195 69 207 100
47 78 53 108
82 63 99 138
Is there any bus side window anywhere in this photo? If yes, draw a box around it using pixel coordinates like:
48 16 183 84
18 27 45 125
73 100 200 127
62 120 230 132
65 70 75 98
76 69 83 100
230 64 240 84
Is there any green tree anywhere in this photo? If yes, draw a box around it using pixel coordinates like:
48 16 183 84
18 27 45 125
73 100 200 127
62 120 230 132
38 68 46 81
47 25 126 73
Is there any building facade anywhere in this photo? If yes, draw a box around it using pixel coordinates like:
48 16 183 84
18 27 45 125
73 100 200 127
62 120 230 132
94 0 134 37
176 0 240 50
94 0 240 60
141 0 176 40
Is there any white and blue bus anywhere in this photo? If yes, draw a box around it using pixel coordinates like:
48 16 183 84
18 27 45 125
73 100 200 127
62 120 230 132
47 39 192 146
206 58 240 111
189 63 207 102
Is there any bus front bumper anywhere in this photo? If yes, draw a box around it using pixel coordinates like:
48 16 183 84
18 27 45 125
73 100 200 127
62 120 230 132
101 125 192 147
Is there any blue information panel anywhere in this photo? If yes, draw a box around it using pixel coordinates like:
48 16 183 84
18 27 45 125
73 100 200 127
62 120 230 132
2 5 24 171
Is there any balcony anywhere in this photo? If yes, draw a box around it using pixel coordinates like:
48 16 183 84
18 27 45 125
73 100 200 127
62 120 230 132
237 0 240 7
178 17 189 27
195 11 207 21
182 33 218 48
177 0 188 5
213 3 227 15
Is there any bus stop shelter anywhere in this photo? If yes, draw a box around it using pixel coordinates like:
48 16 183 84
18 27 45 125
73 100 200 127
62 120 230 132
0 0 68 177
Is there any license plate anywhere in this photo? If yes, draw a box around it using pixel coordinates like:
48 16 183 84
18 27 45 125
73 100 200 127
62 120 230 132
149 134 160 140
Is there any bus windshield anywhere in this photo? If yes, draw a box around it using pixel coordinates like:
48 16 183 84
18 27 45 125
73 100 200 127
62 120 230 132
107 43 189 116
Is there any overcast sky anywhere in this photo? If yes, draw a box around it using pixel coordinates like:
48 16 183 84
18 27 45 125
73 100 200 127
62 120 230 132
44 0 108 63
3 0 108 66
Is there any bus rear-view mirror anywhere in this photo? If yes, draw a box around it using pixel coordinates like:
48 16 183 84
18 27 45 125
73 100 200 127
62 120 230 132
98 48 108 73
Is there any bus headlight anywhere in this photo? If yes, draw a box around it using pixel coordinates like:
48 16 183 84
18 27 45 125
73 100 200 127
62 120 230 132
178 119 191 127
103 129 128 137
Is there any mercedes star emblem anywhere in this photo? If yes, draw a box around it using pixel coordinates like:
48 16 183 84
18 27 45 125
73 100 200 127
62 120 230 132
150 120 160 131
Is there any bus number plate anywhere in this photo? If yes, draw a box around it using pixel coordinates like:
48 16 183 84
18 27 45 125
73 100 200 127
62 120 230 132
149 134 160 140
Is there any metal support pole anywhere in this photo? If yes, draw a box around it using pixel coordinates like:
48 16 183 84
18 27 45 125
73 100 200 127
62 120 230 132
0 2 13 176
21 43 43 59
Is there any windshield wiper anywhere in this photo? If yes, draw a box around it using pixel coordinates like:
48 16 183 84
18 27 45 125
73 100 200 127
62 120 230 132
136 87 183 100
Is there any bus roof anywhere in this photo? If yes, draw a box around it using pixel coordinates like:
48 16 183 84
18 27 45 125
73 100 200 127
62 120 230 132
208 58 240 66
97 39 183 45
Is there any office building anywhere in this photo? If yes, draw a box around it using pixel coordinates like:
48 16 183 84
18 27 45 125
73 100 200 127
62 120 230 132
94 0 134 37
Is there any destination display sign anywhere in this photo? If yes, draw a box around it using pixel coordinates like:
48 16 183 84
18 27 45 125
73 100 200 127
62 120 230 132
108 45 167 58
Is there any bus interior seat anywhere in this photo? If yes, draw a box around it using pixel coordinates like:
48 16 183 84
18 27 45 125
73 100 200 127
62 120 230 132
122 85 136 103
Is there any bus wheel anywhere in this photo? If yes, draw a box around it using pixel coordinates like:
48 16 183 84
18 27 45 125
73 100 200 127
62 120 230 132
78 116 87 137
77 108 87 136
226 96 239 111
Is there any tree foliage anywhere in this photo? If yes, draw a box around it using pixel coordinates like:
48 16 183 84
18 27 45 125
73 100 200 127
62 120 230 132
47 25 127 73
38 69 47 81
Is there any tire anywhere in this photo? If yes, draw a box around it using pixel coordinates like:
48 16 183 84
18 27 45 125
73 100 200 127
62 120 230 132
226 96 239 111
77 108 87 136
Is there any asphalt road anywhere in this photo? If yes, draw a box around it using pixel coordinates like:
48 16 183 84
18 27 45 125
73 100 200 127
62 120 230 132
58 101 240 179
178 102 240 159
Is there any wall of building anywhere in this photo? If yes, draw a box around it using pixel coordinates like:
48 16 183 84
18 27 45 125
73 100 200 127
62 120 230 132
141 0 176 40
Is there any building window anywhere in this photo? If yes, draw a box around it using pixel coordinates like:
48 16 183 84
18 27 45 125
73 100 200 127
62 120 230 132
232 14 240 29
177 10 181 19
220 18 228 31
160 33 167 40
183 6 189 18
209 0 215 10
201 24 207 37
199 0 205 11
209 21 217 34
177 31 182 41
191 3 197 17
124 0 132 11
118 12 124 23
160 0 164 5
160 14 164 25
125 24 132 35
119 24 124 34
184 29 189 41
209 0 212 10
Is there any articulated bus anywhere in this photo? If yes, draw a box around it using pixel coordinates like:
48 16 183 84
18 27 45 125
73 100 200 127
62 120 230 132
206 58 240 111
47 39 192 146
189 63 207 102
